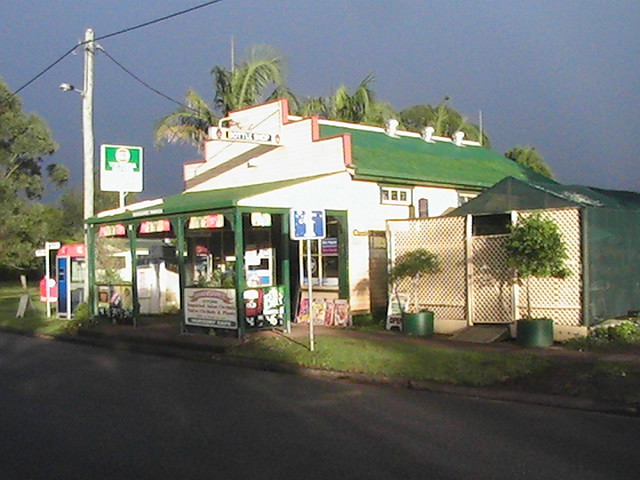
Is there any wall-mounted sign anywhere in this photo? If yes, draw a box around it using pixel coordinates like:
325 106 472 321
212 127 281 146
321 238 338 255
98 224 127 237
139 219 171 234
188 214 224 229
100 144 143 193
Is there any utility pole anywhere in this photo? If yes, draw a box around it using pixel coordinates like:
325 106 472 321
82 28 95 220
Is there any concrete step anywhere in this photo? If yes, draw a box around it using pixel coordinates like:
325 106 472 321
450 325 511 344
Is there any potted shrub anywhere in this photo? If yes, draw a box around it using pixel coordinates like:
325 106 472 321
389 248 440 336
505 213 570 347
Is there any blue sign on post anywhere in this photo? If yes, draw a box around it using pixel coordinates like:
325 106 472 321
290 209 326 240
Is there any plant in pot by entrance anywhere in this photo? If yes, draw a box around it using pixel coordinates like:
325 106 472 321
505 213 570 346
389 248 440 336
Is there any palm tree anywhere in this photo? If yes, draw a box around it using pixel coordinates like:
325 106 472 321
213 44 286 116
297 74 396 127
331 74 375 123
155 44 287 149
154 89 217 151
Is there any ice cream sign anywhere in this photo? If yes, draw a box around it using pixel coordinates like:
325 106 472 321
100 144 143 193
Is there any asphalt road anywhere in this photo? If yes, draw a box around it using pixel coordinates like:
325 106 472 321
1 332 639 480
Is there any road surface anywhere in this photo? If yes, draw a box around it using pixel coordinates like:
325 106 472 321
1 332 639 479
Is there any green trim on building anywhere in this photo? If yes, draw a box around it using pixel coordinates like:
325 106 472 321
319 124 552 189
88 174 333 224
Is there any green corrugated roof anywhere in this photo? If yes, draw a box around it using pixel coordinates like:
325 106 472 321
89 175 326 224
319 124 552 189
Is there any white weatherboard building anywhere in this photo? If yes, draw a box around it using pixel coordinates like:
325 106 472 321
88 99 546 335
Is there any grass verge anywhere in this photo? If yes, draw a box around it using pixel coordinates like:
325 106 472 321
228 334 549 387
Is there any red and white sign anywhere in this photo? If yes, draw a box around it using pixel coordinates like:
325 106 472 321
39 277 58 303
139 219 171 234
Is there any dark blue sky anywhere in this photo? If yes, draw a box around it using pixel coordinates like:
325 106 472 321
2 0 639 200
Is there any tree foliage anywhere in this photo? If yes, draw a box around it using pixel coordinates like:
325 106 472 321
399 97 490 146
0 77 69 272
389 248 440 314
505 145 554 179
505 213 570 318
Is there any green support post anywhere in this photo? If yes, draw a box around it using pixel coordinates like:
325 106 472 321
281 211 292 333
128 223 139 327
233 209 245 338
175 216 186 333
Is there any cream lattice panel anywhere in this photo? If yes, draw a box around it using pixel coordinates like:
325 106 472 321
389 216 467 321
471 235 514 324
517 209 582 326
388 208 583 327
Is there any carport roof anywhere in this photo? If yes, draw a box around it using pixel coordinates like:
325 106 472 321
450 176 640 215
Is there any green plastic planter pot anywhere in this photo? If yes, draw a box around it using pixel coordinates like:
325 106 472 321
403 311 434 337
516 318 554 347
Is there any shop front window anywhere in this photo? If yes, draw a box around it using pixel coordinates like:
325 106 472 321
185 214 236 288
300 215 340 288
136 219 179 314
244 212 276 288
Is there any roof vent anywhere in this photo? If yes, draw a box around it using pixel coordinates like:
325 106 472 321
453 131 465 147
422 126 435 142
386 118 399 137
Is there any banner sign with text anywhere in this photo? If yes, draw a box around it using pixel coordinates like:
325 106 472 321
184 288 238 329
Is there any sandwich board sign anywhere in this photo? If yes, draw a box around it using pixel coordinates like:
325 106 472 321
100 144 143 193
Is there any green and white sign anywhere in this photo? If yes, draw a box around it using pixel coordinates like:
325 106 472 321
100 144 143 193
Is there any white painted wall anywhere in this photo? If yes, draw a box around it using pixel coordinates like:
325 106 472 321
239 173 465 313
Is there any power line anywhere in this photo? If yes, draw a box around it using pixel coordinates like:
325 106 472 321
11 46 78 96
100 47 196 112
94 0 223 43
7 0 223 97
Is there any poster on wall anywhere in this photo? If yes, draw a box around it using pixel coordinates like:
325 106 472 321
184 288 237 329
244 286 285 328
296 297 352 326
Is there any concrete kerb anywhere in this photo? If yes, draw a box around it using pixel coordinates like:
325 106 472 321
2 325 639 417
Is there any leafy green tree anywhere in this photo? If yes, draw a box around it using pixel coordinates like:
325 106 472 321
0 76 68 272
399 98 490 146
505 146 554 179
505 213 570 318
156 44 287 149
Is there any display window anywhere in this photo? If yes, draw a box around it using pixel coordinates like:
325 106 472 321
243 212 276 288
185 214 236 288
299 215 341 288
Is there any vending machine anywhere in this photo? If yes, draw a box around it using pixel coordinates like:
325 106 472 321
56 244 87 319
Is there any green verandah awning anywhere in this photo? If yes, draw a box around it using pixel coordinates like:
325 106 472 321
87 174 332 225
